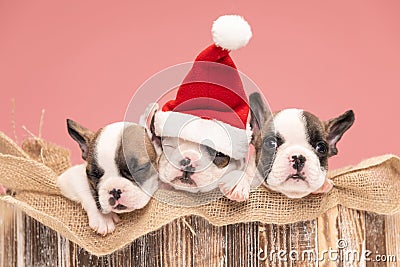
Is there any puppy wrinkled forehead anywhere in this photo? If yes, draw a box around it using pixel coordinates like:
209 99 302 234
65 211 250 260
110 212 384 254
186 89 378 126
273 109 307 143
302 111 326 138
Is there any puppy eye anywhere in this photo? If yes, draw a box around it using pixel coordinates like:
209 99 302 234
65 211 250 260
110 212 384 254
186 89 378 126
315 142 328 155
133 162 150 174
120 168 132 178
162 144 174 148
162 143 176 150
263 137 277 149
213 154 230 168
86 168 103 180
215 152 226 157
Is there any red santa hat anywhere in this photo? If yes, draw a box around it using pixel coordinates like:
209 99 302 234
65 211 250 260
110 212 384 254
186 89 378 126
154 15 253 160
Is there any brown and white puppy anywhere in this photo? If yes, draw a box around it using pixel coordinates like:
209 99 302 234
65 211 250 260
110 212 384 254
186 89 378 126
142 104 250 202
157 136 248 199
249 92 355 198
57 120 158 235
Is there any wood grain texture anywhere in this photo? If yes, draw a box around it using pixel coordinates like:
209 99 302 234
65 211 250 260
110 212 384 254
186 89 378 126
317 205 366 266
258 220 317 267
0 201 18 267
191 216 227 266
365 213 386 267
338 205 366 266
317 206 340 267
385 213 400 267
1 204 399 266
24 214 60 266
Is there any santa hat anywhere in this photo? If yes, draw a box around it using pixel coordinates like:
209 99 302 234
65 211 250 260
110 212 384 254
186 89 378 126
154 15 252 160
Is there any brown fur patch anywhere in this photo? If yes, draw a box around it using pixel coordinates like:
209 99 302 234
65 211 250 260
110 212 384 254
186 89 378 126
302 111 329 170
121 125 157 166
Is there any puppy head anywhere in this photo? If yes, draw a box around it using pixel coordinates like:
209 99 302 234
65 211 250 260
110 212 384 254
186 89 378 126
144 106 244 193
157 137 243 193
249 93 355 198
67 119 158 213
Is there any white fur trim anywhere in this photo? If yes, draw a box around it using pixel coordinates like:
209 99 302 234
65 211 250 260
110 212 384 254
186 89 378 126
154 111 252 159
212 15 252 51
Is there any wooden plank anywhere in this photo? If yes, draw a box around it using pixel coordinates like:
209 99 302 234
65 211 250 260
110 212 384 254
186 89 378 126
23 214 60 266
2 203 400 266
290 220 318 267
365 213 387 267
159 216 193 266
318 205 366 266
72 243 99 266
8 204 18 267
337 205 366 266
191 216 227 266
247 222 260 266
0 201 18 267
385 213 400 267
317 206 340 267
0 201 7 266
259 223 279 266
57 233 70 267
16 209 25 267
0 204 3 266
258 220 317 267
225 222 259 267
130 221 164 266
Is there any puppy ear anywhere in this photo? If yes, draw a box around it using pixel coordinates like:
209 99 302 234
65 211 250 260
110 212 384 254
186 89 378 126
140 103 162 150
324 110 355 157
149 112 162 150
139 103 158 129
249 92 269 144
66 119 94 160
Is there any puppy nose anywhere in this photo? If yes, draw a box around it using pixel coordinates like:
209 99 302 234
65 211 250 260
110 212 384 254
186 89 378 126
109 188 122 200
291 155 306 172
180 157 191 166
183 165 195 173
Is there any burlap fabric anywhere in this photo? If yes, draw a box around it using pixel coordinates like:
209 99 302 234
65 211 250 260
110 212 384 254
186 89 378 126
0 131 399 256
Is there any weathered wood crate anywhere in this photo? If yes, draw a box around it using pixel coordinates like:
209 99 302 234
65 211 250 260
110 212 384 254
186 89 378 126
0 132 399 266
1 201 399 266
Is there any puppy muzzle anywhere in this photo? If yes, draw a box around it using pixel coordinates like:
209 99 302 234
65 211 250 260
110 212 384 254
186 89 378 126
98 176 151 214
266 145 326 198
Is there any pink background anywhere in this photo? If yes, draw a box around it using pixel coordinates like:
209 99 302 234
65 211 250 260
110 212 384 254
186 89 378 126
0 1 399 169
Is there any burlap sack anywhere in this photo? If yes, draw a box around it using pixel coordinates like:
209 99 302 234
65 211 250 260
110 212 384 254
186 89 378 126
0 131 399 256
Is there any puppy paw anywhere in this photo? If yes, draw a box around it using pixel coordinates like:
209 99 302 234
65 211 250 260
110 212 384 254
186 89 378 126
223 183 250 202
87 211 120 236
111 212 121 223
312 179 334 194
219 171 250 202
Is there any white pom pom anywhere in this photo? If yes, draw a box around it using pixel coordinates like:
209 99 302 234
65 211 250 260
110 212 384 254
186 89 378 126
212 15 252 51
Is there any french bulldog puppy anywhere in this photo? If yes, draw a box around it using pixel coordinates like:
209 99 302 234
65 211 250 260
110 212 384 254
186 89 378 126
157 136 248 198
144 105 250 202
57 120 158 235
249 92 355 198
140 14 255 202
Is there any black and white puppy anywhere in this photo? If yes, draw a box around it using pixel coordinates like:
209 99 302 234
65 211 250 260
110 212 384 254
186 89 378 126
249 92 355 198
57 120 158 235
